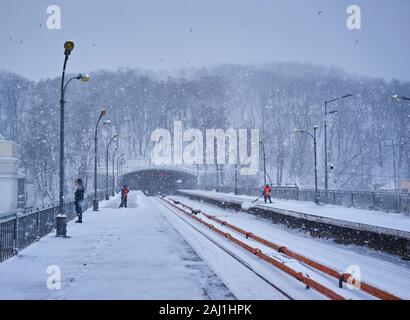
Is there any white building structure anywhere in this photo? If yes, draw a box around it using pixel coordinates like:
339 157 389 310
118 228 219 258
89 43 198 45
0 134 21 213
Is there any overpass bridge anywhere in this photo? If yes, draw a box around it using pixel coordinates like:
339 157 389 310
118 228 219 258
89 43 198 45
96 159 218 195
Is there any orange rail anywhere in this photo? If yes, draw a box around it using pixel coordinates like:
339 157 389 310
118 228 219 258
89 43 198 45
166 196 401 300
160 196 345 300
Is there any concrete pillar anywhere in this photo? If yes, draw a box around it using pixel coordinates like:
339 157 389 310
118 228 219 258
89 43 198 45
0 135 21 213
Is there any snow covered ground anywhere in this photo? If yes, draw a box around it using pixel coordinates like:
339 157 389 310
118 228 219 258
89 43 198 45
0 192 234 300
180 190 410 235
2 190 409 300
171 195 410 299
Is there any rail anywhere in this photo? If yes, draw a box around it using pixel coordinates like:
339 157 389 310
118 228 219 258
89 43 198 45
165 196 401 300
160 196 346 300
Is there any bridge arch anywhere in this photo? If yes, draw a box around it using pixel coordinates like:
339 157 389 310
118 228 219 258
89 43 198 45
121 168 197 196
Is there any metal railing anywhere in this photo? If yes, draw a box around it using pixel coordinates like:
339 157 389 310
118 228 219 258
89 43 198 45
269 187 410 214
200 186 410 215
0 191 105 263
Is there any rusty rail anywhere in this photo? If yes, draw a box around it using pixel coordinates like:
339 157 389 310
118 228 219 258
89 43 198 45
160 196 346 300
166 196 401 300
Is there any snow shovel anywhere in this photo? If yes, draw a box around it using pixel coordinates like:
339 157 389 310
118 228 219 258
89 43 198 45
252 196 263 203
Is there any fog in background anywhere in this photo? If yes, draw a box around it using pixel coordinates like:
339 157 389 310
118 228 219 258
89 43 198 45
0 0 409 81
0 1 409 205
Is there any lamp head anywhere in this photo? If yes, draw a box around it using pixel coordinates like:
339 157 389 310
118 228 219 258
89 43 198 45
313 125 318 130
341 94 353 99
78 73 91 82
100 109 107 117
327 110 339 115
64 41 75 56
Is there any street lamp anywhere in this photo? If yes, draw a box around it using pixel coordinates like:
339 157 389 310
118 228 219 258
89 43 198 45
234 143 239 195
324 94 352 198
121 158 126 176
58 41 91 216
93 109 107 211
392 95 410 101
112 148 119 196
119 158 126 187
116 153 125 192
105 134 119 200
259 141 267 186
64 41 74 55
382 139 400 212
381 139 398 192
102 119 112 198
63 74 91 92
295 126 320 204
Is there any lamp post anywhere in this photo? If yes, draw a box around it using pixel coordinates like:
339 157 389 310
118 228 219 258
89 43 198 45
324 94 352 198
116 153 125 191
295 126 319 204
382 139 400 212
119 158 126 187
212 137 220 192
204 152 208 191
197 164 200 190
204 164 208 190
382 139 398 191
105 134 118 200
112 148 119 196
93 109 107 211
59 41 91 215
234 143 239 195
259 141 267 186
121 158 126 176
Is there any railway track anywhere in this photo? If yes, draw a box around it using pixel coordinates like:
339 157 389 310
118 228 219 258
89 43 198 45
156 195 402 300
156 196 348 300
155 196 295 300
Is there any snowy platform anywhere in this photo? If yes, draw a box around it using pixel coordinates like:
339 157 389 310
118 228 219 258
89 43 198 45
0 191 233 300
178 190 410 258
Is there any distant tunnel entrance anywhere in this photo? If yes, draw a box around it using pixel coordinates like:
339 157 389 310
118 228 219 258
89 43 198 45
122 169 197 196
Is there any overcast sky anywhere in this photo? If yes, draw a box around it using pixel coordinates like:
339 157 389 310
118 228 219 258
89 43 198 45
0 0 409 81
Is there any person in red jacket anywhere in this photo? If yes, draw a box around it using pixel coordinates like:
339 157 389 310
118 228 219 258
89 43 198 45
119 185 129 208
263 184 273 204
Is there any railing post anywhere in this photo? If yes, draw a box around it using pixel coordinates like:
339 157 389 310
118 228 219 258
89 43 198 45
36 209 40 241
0 222 3 262
398 193 402 213
13 214 19 254
53 204 57 229
56 214 68 238
407 194 410 215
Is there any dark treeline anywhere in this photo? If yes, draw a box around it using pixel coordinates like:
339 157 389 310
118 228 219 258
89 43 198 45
0 62 409 205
